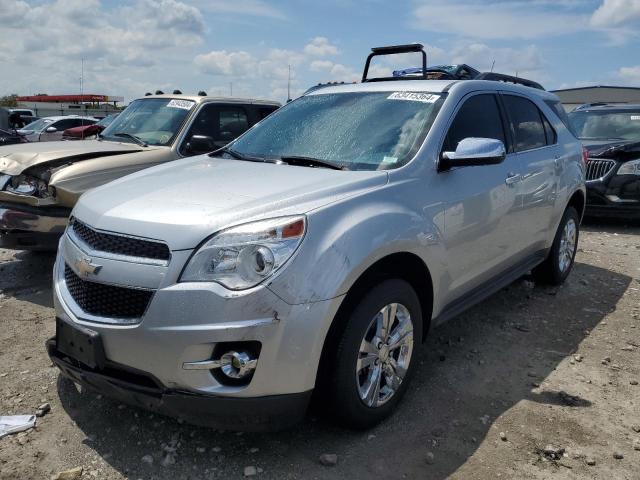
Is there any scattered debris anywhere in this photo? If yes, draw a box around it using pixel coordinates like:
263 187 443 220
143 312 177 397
319 453 338 466
244 466 257 477
425 451 435 464
0 415 36 438
141 454 154 465
586 457 596 466
538 445 565 461
613 451 624 460
51 467 83 480
36 403 51 417
499 432 507 442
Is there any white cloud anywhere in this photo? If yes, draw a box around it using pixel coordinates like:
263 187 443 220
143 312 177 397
617 66 640 85
304 37 340 56
591 0 640 27
194 50 255 76
411 1 590 39
451 43 544 77
310 60 336 72
190 0 287 20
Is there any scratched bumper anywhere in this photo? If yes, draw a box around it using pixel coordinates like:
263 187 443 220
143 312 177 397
53 248 339 398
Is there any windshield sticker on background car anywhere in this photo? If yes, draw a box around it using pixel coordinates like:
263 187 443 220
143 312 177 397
631 116 640 120
387 92 440 103
381 156 399 165
166 99 194 110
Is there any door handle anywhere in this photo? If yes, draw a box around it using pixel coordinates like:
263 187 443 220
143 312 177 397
505 173 521 185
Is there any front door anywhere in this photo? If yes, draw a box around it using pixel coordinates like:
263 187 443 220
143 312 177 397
436 92 522 300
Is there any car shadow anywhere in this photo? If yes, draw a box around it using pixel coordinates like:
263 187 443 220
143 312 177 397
55 261 631 479
582 217 640 234
0 250 55 308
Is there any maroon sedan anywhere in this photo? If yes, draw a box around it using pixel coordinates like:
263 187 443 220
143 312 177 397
62 114 119 140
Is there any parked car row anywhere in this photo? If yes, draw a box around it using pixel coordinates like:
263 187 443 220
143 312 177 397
0 43 634 432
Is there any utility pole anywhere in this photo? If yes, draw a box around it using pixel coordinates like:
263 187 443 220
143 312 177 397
80 58 84 97
287 64 291 102
230 82 233 96
490 59 495 72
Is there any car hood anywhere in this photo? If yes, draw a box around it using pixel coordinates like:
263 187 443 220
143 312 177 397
73 156 389 250
582 138 640 160
0 140 153 175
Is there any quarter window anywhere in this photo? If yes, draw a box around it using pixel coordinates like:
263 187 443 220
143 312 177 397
503 95 547 152
442 94 506 153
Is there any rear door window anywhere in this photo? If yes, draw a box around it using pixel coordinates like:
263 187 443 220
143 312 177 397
442 93 506 153
502 95 547 152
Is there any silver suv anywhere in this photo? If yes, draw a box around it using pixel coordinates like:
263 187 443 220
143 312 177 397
48 46 585 431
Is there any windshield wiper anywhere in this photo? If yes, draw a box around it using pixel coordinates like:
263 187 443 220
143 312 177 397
279 155 347 171
113 132 148 147
213 147 280 164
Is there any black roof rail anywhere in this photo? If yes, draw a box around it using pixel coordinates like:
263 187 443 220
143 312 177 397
475 72 544 90
573 102 612 111
363 44 427 82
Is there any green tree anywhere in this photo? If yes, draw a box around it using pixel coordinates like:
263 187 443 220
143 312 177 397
0 94 18 107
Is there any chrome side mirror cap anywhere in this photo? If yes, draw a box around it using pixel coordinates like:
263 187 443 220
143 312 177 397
441 137 506 169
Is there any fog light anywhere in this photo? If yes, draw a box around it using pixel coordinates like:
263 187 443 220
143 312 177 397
220 351 257 379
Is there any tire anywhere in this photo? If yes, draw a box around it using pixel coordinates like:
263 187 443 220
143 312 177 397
326 279 423 429
532 206 579 286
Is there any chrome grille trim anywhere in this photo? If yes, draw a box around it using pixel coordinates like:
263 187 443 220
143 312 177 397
586 158 616 182
68 218 170 266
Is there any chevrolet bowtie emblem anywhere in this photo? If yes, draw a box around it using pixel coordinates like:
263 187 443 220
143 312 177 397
75 257 103 277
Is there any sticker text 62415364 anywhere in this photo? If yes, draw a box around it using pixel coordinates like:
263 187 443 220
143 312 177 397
387 92 440 104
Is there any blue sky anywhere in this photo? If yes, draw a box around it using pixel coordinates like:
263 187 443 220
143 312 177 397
1 0 640 102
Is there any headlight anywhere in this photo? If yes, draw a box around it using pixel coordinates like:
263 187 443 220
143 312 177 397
180 216 306 290
617 159 640 176
5 175 50 197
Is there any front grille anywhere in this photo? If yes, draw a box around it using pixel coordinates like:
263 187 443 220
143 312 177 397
64 265 153 319
586 158 616 181
71 218 170 261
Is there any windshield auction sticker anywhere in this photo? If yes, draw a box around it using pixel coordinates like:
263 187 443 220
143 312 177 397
631 115 640 120
387 92 440 103
166 99 194 110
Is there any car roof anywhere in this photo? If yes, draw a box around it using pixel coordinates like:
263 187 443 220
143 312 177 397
572 103 640 111
38 115 98 121
305 79 559 101
138 94 281 107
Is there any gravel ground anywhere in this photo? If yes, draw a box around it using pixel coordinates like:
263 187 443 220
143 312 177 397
1 221 639 480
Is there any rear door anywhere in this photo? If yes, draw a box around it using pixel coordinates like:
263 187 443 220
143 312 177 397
501 94 559 253
438 92 523 297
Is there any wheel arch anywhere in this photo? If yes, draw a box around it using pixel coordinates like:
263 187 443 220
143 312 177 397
568 188 586 222
314 252 434 393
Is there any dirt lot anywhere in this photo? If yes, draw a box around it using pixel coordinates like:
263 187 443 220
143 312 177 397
1 221 639 480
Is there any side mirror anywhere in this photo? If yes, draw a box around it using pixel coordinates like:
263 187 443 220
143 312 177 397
441 137 506 170
186 135 215 155
45 126 57 133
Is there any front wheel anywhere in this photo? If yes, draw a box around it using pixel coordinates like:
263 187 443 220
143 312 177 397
326 279 422 429
532 206 580 285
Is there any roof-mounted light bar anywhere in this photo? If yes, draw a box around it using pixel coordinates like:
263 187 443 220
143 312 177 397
362 43 427 83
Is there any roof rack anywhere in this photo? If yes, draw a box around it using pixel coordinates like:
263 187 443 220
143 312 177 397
573 102 613 111
475 72 544 91
362 44 427 82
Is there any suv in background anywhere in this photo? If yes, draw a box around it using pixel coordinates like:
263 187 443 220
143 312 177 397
0 94 280 250
47 45 585 431
17 116 98 142
568 103 640 219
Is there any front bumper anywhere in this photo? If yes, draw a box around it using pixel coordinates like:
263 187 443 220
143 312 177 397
47 337 311 431
585 176 640 219
52 232 343 425
0 203 70 250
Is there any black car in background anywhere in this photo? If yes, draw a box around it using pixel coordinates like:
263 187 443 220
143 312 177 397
569 104 640 219
0 128 26 145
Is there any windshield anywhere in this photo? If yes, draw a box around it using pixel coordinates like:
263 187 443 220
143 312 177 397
22 118 53 131
97 115 117 127
569 110 640 141
228 91 444 170
100 98 195 146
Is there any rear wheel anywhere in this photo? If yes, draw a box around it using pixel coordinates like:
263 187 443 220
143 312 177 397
326 279 422 429
532 206 579 285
